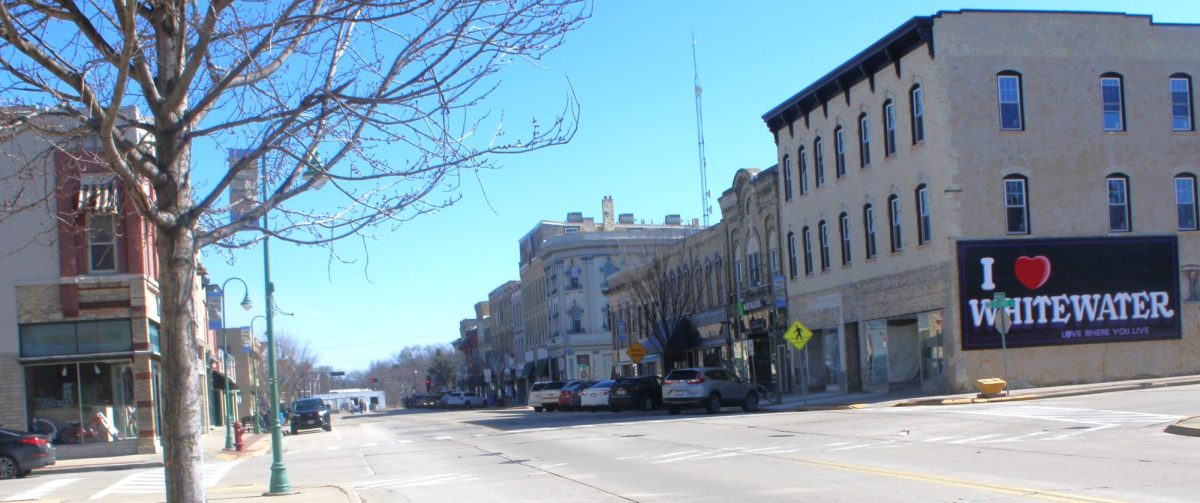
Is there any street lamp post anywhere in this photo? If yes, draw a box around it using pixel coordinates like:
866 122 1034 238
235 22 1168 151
412 369 418 394
220 278 253 450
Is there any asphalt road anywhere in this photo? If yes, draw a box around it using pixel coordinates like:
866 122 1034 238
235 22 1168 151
3 385 1198 502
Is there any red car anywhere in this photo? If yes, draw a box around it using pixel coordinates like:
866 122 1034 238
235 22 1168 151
556 381 593 411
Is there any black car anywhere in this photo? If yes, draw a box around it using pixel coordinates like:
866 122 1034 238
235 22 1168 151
409 393 445 408
288 398 332 435
0 428 56 479
609 375 663 412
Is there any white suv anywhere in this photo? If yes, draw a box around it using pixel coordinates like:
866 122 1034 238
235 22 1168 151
661 368 759 415
441 391 486 409
527 381 568 412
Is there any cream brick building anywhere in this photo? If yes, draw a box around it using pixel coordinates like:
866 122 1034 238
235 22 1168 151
763 10 1200 394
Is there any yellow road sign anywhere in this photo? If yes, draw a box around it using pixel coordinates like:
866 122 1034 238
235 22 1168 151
626 340 647 364
783 321 814 350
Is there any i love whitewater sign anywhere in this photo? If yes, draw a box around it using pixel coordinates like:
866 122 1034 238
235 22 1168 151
957 236 1181 350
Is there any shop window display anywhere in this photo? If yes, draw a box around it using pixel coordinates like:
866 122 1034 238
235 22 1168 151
26 362 137 445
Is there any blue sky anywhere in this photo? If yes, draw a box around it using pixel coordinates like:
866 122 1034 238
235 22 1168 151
199 0 1200 372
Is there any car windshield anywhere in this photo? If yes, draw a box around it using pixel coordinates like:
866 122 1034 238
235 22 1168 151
589 380 614 388
665 370 698 381
616 378 644 386
545 382 566 390
293 399 323 411
530 383 545 391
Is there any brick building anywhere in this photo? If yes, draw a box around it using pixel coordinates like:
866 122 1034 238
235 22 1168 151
763 10 1200 394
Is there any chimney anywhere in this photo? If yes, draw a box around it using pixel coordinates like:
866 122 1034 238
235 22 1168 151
618 213 635 225
664 214 682 226
602 196 615 231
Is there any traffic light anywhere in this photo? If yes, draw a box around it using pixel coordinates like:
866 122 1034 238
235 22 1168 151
425 376 431 391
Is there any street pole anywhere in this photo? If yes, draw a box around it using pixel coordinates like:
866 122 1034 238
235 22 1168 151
220 277 251 450
262 163 292 495
250 315 267 434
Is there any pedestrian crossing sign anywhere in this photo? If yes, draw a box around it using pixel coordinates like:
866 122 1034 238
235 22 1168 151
783 321 814 350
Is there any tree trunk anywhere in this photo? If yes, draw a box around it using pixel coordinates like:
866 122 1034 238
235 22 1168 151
158 223 206 502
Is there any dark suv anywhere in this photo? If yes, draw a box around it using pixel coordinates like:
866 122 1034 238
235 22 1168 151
288 398 332 434
608 375 662 412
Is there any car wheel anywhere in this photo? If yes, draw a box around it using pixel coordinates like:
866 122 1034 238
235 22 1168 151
642 397 654 411
323 422 332 432
705 393 722 414
667 406 682 415
0 455 18 480
742 393 760 412
534 407 543 412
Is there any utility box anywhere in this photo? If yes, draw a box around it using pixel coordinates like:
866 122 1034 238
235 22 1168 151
975 378 1007 397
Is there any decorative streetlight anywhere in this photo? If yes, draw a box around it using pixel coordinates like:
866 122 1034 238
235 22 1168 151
219 277 253 450
413 369 418 395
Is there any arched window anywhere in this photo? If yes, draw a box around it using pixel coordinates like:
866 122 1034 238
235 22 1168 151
858 112 871 167
767 230 779 278
747 234 762 287
802 226 813 275
813 137 825 187
839 212 852 265
1101 73 1125 131
734 244 744 291
882 100 896 156
782 154 793 201
888 195 903 252
797 146 810 194
834 126 846 178
910 84 925 143
915 184 931 244
997 71 1024 131
863 204 877 258
1171 73 1193 131
818 220 830 271
1177 173 1198 230
1003 175 1030 234
1106 173 1131 232
787 232 798 279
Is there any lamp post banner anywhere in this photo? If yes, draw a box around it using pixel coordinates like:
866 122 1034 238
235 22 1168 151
957 236 1180 350
206 285 223 330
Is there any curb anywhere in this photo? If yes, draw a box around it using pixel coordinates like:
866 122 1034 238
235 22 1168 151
42 460 164 474
211 435 272 461
1164 416 1200 438
893 376 1200 407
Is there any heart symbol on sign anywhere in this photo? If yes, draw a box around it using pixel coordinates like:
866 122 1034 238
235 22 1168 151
1014 256 1051 290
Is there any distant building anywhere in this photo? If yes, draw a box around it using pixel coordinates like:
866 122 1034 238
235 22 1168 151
763 10 1200 394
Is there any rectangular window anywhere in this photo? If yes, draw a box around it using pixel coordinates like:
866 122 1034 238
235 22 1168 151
802 229 813 275
1101 77 1124 131
1177 176 1197 230
814 139 825 187
859 115 871 167
1107 177 1130 232
835 129 846 178
889 197 903 252
884 103 896 156
798 148 809 194
864 206 877 259
735 257 743 290
1004 178 1029 234
769 248 779 276
788 233 798 279
1172 77 1192 131
839 214 852 265
19 320 133 357
998 74 1023 130
917 186 932 244
818 222 830 271
911 87 925 143
88 214 117 272
748 252 761 287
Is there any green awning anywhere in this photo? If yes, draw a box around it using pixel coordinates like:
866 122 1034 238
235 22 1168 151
534 359 548 379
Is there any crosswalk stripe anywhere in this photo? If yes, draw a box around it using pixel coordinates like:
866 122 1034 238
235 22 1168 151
4 478 81 501
88 461 242 500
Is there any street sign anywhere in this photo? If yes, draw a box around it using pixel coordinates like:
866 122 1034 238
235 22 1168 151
626 340 647 364
991 292 1015 309
783 321 814 350
994 309 1013 336
329 371 345 377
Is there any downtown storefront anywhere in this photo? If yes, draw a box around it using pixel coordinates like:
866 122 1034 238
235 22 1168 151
788 235 1198 396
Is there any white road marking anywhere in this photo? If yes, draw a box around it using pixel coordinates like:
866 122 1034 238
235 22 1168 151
539 463 567 469
616 454 646 460
324 446 339 451
654 450 703 459
652 450 721 464
817 442 852 448
4 477 80 501
360 442 378 447
949 434 1005 444
89 461 242 500
829 440 897 451
434 436 453 440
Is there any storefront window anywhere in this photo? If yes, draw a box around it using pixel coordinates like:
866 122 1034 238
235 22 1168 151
26 362 137 445
20 320 132 357
823 328 842 387
919 310 945 381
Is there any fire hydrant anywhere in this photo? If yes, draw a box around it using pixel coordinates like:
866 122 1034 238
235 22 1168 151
233 421 245 451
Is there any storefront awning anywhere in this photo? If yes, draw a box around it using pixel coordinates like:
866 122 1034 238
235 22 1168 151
77 177 120 213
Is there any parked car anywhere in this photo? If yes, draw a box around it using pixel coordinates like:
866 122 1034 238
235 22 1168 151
609 375 663 412
288 397 332 434
440 391 486 409
527 381 568 412
0 428 55 479
661 367 759 415
557 381 593 411
579 380 616 411
411 393 445 408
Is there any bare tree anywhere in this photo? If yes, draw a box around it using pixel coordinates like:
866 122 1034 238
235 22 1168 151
0 1 587 498
611 243 703 372
274 332 319 406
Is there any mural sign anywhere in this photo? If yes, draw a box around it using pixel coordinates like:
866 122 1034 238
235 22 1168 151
957 236 1180 350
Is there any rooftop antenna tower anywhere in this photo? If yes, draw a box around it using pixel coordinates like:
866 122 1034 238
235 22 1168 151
692 32 712 227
